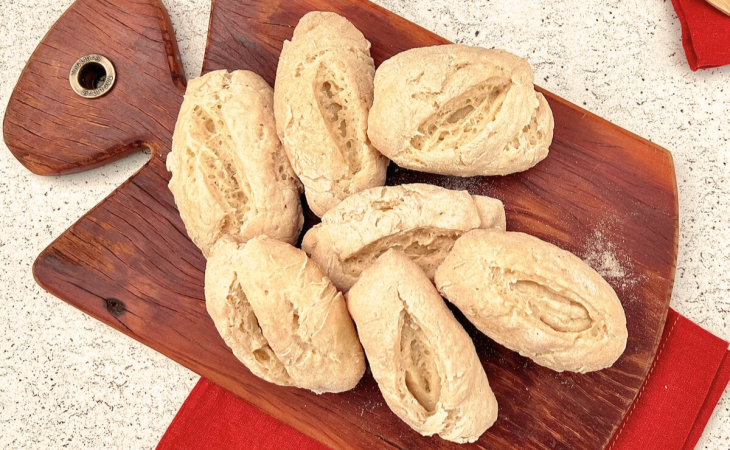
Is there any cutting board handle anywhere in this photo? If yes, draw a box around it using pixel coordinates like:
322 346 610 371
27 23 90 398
2 0 185 175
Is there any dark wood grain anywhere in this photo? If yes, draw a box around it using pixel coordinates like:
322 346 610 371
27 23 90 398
4 0 678 449
2 0 184 174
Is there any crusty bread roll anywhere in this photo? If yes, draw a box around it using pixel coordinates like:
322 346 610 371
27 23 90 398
435 229 628 373
302 183 505 292
368 44 554 177
347 250 498 443
167 70 303 257
274 11 389 217
205 236 365 394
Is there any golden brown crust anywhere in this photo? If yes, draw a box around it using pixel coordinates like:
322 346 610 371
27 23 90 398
368 44 554 177
301 184 505 292
205 236 365 393
347 250 498 443
274 11 389 217
167 70 303 257
435 229 628 373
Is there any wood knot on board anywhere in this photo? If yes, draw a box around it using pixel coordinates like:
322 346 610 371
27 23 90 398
104 298 126 317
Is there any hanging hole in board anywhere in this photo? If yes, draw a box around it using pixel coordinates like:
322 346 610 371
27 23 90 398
69 54 116 99
79 62 107 89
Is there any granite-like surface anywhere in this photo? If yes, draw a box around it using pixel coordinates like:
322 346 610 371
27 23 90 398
0 0 728 448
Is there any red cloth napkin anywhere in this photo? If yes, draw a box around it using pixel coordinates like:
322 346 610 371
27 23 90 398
157 308 730 450
670 0 730 70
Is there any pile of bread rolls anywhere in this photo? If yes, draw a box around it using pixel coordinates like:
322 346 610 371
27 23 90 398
166 11 628 444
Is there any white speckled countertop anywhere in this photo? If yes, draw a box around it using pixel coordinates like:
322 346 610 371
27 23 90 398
1 0 729 448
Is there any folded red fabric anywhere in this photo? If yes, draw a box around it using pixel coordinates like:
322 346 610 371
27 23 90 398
607 308 730 449
157 308 730 450
671 0 730 70
157 378 327 450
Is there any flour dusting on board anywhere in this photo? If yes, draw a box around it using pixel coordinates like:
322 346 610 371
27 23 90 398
584 231 625 279
443 176 494 194
582 228 641 293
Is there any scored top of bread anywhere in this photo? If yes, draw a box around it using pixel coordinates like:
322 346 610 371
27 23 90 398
167 70 303 257
435 229 628 373
347 249 498 443
302 183 506 291
368 44 554 177
205 236 365 394
274 11 388 217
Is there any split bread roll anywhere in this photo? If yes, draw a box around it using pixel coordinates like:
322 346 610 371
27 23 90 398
274 11 389 217
167 70 303 257
368 44 554 177
348 250 498 443
435 229 628 373
205 236 365 394
302 183 506 292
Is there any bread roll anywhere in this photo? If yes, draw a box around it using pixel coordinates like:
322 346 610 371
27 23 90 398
167 70 303 257
368 44 554 177
302 183 505 292
435 229 627 373
274 11 389 217
347 250 498 443
205 236 365 393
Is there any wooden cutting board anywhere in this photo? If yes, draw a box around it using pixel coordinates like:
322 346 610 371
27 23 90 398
2 0 678 448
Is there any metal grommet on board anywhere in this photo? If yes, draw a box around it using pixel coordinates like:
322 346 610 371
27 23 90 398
69 54 116 98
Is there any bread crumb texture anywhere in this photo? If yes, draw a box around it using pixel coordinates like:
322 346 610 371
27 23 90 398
369 44 554 177
348 250 498 443
205 236 365 394
302 183 505 291
274 11 388 217
167 70 303 257
435 229 628 373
